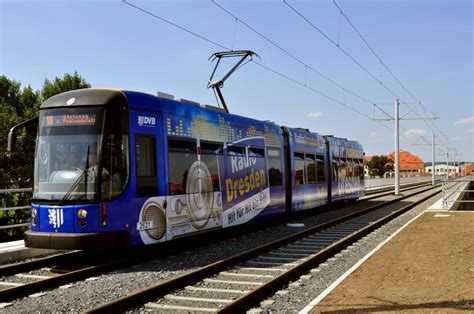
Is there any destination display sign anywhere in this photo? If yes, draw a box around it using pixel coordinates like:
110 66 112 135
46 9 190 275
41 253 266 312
42 114 97 127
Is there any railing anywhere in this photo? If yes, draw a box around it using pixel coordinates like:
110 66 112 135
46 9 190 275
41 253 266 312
364 175 444 190
0 188 32 231
0 176 467 229
442 177 474 209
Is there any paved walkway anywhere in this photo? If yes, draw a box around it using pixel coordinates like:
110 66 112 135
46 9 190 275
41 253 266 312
310 211 474 313
0 240 57 265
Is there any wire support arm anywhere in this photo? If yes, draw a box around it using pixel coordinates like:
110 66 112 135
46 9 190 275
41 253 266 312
207 50 259 113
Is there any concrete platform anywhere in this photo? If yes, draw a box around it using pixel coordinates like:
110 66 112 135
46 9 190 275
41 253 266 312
305 211 474 313
426 196 445 210
0 239 58 265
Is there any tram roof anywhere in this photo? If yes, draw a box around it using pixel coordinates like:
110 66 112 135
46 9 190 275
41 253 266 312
39 88 283 133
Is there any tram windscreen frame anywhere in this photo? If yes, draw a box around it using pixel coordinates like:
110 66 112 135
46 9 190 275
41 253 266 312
33 106 129 204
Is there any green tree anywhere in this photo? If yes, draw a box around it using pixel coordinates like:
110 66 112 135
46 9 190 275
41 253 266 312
0 72 90 241
0 76 40 188
0 76 41 240
367 155 394 177
41 71 90 100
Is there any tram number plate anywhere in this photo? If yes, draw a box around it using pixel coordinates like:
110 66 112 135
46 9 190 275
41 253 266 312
137 220 154 230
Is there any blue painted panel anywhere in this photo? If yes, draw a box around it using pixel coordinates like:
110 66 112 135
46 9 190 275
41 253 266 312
128 109 165 246
31 203 40 231
38 205 75 232
286 127 328 211
73 204 99 232
326 135 365 201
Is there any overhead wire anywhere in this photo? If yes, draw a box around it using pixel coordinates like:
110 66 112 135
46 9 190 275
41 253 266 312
212 0 432 153
122 0 228 50
332 0 419 102
331 0 451 145
211 0 375 106
122 0 373 121
282 0 403 102
122 0 434 155
283 0 454 154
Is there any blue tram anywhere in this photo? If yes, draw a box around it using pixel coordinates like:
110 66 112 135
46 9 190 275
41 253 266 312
25 89 364 249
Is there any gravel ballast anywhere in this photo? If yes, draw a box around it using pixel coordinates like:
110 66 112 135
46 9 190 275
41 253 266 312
254 188 441 313
0 186 438 313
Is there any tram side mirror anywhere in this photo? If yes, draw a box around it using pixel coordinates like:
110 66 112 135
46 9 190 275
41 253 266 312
7 117 39 152
7 129 16 152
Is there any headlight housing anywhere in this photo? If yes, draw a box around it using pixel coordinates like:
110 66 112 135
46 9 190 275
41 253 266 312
77 209 88 219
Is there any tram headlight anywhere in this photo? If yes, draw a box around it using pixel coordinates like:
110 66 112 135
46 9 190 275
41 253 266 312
77 209 88 219
78 219 87 227
31 208 37 218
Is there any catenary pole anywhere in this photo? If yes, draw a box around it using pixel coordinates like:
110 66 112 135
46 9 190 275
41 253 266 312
395 99 400 195
446 148 449 180
373 101 438 193
432 133 435 186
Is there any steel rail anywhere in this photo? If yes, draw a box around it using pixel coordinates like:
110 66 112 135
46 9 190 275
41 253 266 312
0 251 88 277
0 183 436 304
362 181 435 201
218 188 441 313
0 262 119 302
0 250 141 302
85 184 439 313
364 180 437 196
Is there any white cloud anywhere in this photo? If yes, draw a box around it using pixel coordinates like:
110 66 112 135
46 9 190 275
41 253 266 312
467 128 474 133
369 132 378 138
308 112 323 118
403 128 427 137
455 116 474 125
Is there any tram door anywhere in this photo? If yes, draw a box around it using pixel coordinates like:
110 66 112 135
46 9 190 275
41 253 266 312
131 111 167 244
165 136 223 240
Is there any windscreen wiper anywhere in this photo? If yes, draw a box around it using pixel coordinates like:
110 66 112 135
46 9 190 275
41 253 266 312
58 146 90 206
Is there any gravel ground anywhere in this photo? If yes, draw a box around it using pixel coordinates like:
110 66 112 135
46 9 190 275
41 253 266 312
253 188 441 313
0 186 437 313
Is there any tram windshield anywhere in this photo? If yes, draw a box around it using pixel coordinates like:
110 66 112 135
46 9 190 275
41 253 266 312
33 106 129 203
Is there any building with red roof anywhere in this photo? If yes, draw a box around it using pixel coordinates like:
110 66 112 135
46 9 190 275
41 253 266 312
387 151 425 177
462 163 474 176
364 151 425 178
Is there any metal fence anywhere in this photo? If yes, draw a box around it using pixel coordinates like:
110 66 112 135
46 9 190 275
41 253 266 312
0 188 31 231
442 177 474 210
364 175 444 190
0 175 462 230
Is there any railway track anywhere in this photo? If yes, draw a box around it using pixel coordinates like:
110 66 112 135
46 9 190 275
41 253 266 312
0 181 436 306
86 184 441 313
0 250 128 302
363 181 436 198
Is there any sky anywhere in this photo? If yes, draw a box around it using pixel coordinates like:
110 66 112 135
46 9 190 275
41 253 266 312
1 0 473 162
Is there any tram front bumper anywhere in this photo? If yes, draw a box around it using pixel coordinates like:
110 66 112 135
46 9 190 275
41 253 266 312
24 230 132 250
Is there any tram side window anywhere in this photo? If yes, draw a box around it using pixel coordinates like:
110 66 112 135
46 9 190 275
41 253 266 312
168 139 197 195
249 146 267 186
225 145 245 193
305 154 316 184
347 159 353 179
294 152 305 185
102 134 129 200
135 135 158 197
333 158 339 181
267 148 282 187
200 141 223 191
339 158 346 180
101 106 129 200
316 155 325 182
353 159 359 178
